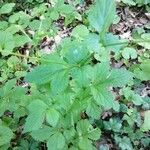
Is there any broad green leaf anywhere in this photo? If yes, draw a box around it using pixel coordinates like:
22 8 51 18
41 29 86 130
9 13 20 23
84 33 100 52
122 87 144 105
88 128 101 141
92 63 110 84
76 120 92 135
122 0 136 5
7 56 20 68
71 65 93 87
24 100 48 132
91 86 114 109
104 33 128 52
122 47 137 60
94 47 109 62
137 33 150 49
26 54 68 84
115 136 133 150
64 128 76 141
51 69 69 93
0 3 15 14
41 53 67 65
141 111 150 131
47 132 65 150
25 64 65 84
46 108 60 127
107 69 133 87
88 0 115 35
78 138 93 150
6 25 20 34
134 60 150 81
104 118 122 132
0 126 13 146
65 43 89 65
0 21 8 30
14 35 31 47
76 120 101 140
71 25 89 39
29 20 41 31
86 101 101 119
31 126 53 141
58 3 74 14
0 31 15 55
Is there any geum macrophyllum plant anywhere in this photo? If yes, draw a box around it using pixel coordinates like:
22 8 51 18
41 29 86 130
24 0 134 149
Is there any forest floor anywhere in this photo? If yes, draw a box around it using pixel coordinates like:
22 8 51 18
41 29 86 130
0 0 150 150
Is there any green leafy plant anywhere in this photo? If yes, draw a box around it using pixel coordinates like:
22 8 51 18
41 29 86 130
22 0 134 149
0 0 150 149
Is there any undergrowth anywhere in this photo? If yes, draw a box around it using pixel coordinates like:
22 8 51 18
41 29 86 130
0 0 150 150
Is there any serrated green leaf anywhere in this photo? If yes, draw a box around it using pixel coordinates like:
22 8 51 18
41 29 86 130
51 69 69 93
47 132 65 150
26 53 68 85
141 111 150 131
137 33 150 49
65 44 89 65
0 21 8 30
122 47 137 60
46 108 60 127
0 31 15 55
0 3 15 14
88 0 115 35
14 35 31 47
31 126 53 141
91 86 114 109
122 87 144 105
64 128 76 141
107 69 133 87
88 128 101 141
78 138 93 150
115 136 133 150
92 62 110 84
104 33 128 52
25 64 65 84
71 25 89 39
71 65 93 87
122 0 136 5
24 100 48 133
76 120 101 140
84 33 100 52
0 126 13 146
104 118 122 132
76 120 92 135
134 60 150 81
86 101 101 119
